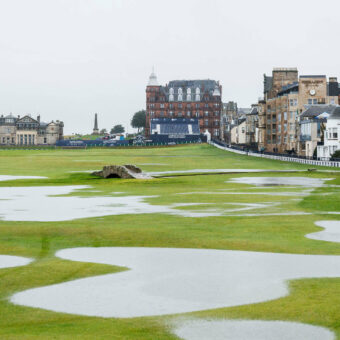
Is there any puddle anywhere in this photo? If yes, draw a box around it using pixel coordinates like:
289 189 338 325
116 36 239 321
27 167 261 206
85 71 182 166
228 177 330 187
0 186 279 221
11 247 340 318
0 175 46 182
176 191 311 197
306 221 340 243
173 319 335 340
148 169 300 176
0 255 32 269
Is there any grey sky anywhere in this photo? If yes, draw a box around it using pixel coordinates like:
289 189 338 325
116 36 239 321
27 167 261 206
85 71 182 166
0 0 339 134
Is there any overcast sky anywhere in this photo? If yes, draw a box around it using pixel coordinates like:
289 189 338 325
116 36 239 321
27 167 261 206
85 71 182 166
0 0 339 134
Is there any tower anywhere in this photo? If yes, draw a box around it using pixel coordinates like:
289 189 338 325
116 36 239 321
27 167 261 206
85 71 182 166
145 69 161 136
92 113 99 135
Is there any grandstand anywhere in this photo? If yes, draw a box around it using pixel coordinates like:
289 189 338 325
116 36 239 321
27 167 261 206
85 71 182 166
150 118 203 144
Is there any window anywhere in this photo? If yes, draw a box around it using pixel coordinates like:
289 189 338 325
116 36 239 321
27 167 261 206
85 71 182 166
195 103 199 109
278 125 281 133
278 114 281 122
204 119 209 126
195 111 199 117
160 104 165 108
214 120 219 126
205 104 209 108
186 111 191 117
308 99 313 105
178 103 182 109
186 88 191 101
289 123 294 132
169 111 173 117
169 103 174 109
290 111 294 119
329 128 338 139
178 112 182 117
204 111 209 117
214 129 219 136
283 112 287 120
160 111 164 117
44 137 47 143
214 111 219 116
284 124 287 132
178 94 183 101
169 94 174 101
330 98 335 105
289 135 294 141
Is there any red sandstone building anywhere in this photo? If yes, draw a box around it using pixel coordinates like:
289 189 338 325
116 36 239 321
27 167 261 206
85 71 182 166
145 71 222 137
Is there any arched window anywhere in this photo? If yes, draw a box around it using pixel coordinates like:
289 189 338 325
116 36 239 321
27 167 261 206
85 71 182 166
195 87 200 94
169 88 174 94
195 94 200 101
178 94 183 101
169 94 174 101
178 88 183 95
187 94 192 101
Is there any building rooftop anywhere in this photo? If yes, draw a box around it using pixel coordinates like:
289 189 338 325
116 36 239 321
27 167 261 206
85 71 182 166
300 75 326 79
301 105 339 119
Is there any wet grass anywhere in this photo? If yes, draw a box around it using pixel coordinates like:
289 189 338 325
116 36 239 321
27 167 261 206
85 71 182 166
0 144 340 339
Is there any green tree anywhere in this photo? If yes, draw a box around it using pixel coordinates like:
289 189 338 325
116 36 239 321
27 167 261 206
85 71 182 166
331 149 340 160
110 125 125 134
131 110 146 133
100 128 107 134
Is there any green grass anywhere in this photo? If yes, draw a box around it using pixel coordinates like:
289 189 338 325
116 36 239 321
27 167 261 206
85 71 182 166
0 144 340 339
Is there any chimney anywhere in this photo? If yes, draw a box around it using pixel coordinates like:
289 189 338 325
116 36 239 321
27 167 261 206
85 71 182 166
37 115 40 123
329 77 338 83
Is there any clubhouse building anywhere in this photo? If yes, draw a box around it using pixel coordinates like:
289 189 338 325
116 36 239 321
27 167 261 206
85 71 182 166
0 114 64 145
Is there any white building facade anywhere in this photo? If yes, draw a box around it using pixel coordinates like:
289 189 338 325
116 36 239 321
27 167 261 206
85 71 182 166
317 108 340 160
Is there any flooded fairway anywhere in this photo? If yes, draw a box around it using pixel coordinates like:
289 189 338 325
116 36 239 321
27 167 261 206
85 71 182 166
173 319 335 340
0 255 32 269
307 221 340 243
11 247 340 318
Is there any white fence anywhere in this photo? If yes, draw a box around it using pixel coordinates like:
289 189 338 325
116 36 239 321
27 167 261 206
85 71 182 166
211 142 340 168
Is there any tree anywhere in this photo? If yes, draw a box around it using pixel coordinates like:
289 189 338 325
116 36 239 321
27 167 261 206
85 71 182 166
100 128 107 134
131 110 146 133
110 124 125 134
331 149 340 160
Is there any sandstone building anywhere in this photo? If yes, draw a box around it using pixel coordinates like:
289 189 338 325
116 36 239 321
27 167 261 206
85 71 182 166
260 68 339 155
145 71 222 138
0 114 64 145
